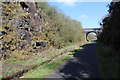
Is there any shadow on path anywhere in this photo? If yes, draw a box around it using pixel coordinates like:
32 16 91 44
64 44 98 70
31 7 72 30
47 41 100 79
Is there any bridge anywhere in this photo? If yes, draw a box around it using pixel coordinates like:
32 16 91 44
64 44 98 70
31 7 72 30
83 28 101 41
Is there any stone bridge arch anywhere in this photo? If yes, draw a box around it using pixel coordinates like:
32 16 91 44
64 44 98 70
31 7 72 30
83 28 101 41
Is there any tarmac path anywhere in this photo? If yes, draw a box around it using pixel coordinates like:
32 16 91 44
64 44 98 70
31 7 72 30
47 41 100 80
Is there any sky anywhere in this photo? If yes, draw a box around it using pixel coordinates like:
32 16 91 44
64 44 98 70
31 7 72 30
48 2 110 28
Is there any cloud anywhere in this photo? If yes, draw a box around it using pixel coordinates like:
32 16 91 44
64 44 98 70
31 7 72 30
64 2 75 6
53 0 78 6
79 14 88 19
64 0 77 6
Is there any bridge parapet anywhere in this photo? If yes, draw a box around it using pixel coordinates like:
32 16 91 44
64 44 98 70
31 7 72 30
83 28 101 33
83 28 101 41
83 28 101 31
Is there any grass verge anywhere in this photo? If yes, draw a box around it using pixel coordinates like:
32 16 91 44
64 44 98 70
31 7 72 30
1 43 84 79
21 47 81 78
2 45 75 78
95 42 119 78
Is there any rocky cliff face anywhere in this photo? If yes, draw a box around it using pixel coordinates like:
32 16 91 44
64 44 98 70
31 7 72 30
0 2 49 60
0 1 84 60
98 1 120 53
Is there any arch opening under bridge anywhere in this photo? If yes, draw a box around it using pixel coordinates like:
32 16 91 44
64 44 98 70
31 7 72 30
83 28 101 42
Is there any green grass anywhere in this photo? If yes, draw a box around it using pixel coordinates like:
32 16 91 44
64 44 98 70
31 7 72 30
4 69 9 76
22 53 72 78
21 46 82 78
6 59 24 65
23 46 74 66
13 68 19 73
96 42 119 78
21 44 85 78
24 57 47 66
0 75 2 78
2 44 81 79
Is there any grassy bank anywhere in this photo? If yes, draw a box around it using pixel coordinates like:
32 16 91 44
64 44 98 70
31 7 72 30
21 52 72 78
20 46 82 78
95 42 119 78
1 43 84 79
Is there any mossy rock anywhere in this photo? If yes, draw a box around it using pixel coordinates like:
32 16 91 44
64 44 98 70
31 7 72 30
3 35 12 42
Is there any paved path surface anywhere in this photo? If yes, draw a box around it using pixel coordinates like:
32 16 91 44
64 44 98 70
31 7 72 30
47 42 100 80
